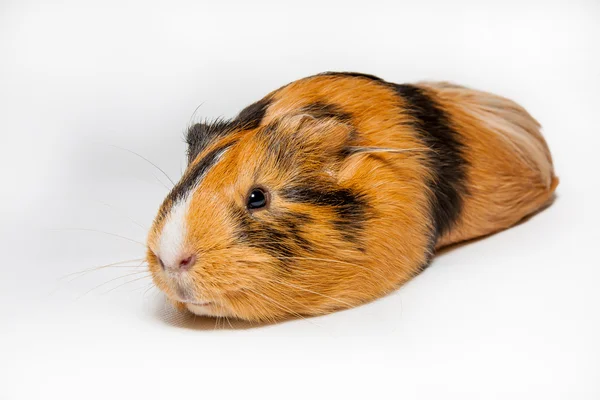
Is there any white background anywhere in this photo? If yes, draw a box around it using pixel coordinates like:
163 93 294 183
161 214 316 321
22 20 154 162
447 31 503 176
1 0 599 399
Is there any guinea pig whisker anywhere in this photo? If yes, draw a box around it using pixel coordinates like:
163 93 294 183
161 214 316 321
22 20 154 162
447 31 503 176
141 283 157 298
216 316 226 330
272 255 356 266
106 143 175 187
149 171 173 192
262 277 354 308
243 287 322 327
101 274 153 295
77 270 151 299
66 265 148 283
346 146 428 155
216 316 230 330
97 200 148 231
213 315 227 330
51 228 146 247
60 258 147 280
262 277 355 310
272 256 389 281
187 101 206 127
258 281 315 309
131 282 154 293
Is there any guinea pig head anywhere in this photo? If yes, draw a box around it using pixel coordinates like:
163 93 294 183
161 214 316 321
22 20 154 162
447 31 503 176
146 113 376 322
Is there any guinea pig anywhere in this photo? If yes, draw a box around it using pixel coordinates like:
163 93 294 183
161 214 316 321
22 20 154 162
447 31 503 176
146 72 558 322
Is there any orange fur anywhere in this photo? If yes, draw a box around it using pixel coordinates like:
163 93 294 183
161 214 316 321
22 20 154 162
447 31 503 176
146 73 558 322
418 82 558 247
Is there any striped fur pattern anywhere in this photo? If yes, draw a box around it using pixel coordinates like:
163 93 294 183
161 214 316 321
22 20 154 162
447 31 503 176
146 72 558 322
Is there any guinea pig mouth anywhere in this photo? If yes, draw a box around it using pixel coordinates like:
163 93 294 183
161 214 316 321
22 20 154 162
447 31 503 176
171 289 213 307
186 301 212 307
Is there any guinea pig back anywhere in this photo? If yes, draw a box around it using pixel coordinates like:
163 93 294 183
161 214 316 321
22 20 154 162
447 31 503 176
146 72 558 322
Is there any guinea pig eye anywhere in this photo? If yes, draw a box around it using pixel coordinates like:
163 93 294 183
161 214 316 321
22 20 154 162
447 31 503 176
247 188 269 210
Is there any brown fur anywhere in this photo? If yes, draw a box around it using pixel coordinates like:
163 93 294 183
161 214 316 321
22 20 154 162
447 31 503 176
419 82 558 247
146 74 558 322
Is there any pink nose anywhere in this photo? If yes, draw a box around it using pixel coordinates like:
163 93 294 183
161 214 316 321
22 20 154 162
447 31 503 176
178 255 196 270
159 254 196 271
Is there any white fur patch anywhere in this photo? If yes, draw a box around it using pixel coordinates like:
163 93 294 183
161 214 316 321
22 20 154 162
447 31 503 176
186 303 229 318
157 146 231 270
158 194 192 269
186 303 213 316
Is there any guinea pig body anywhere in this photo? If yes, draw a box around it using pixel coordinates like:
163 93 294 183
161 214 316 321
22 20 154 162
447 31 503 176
146 72 558 322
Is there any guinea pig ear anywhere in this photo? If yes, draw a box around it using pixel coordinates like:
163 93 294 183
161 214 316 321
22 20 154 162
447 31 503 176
185 98 272 164
185 120 232 164
281 113 355 159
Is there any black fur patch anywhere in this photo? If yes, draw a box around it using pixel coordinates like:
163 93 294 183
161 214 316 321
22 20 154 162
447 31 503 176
235 97 272 130
318 71 384 82
186 119 233 164
161 141 237 219
280 186 368 244
286 211 313 225
301 102 352 122
231 208 313 266
259 226 296 260
232 186 366 267
392 84 467 240
279 214 313 253
185 98 271 164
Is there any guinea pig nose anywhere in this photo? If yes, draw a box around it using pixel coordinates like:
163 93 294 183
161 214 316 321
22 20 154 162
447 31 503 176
159 253 197 272
178 254 196 271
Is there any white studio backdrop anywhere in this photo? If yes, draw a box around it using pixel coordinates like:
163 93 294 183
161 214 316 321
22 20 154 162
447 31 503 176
0 0 599 399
